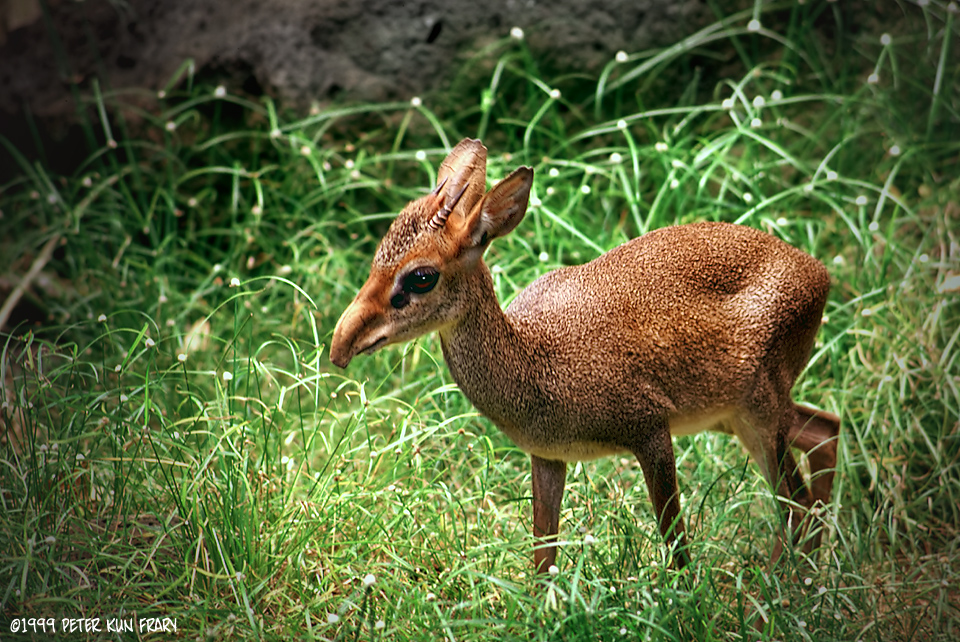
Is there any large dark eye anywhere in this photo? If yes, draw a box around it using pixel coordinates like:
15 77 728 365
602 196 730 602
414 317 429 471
401 267 439 295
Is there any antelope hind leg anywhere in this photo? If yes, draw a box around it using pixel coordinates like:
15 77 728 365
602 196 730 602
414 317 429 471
788 404 840 551
790 404 840 506
632 419 691 569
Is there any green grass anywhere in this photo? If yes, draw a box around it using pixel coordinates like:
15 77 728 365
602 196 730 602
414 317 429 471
2 2 959 640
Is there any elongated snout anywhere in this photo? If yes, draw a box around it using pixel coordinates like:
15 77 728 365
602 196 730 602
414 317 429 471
329 298 364 368
331 286 391 368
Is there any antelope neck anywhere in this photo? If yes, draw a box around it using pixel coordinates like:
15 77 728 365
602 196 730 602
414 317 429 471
437 262 534 417
440 261 523 360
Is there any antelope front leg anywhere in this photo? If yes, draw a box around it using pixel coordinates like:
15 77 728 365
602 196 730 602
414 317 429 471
531 455 566 573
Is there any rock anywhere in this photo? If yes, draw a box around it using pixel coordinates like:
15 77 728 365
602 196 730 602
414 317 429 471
0 0 710 119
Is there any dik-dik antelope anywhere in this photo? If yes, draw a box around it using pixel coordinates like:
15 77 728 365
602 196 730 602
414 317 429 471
331 138 840 572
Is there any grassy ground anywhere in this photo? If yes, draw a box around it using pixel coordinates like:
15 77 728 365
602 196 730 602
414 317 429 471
2 2 959 640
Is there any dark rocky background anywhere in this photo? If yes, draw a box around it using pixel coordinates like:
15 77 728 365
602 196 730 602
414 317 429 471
0 0 909 177
1 0 711 116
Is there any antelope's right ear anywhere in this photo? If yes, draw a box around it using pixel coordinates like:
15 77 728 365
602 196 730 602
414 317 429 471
457 166 534 252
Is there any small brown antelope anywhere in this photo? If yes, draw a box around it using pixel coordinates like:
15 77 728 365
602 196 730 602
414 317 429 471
331 138 840 572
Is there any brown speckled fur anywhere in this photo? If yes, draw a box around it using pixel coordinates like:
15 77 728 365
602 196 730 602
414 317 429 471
331 138 841 573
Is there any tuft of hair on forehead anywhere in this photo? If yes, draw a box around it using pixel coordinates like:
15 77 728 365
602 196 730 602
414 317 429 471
373 198 434 268
371 138 488 269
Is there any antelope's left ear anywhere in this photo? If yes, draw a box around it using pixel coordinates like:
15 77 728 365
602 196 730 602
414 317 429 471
457 167 534 251
430 139 488 227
